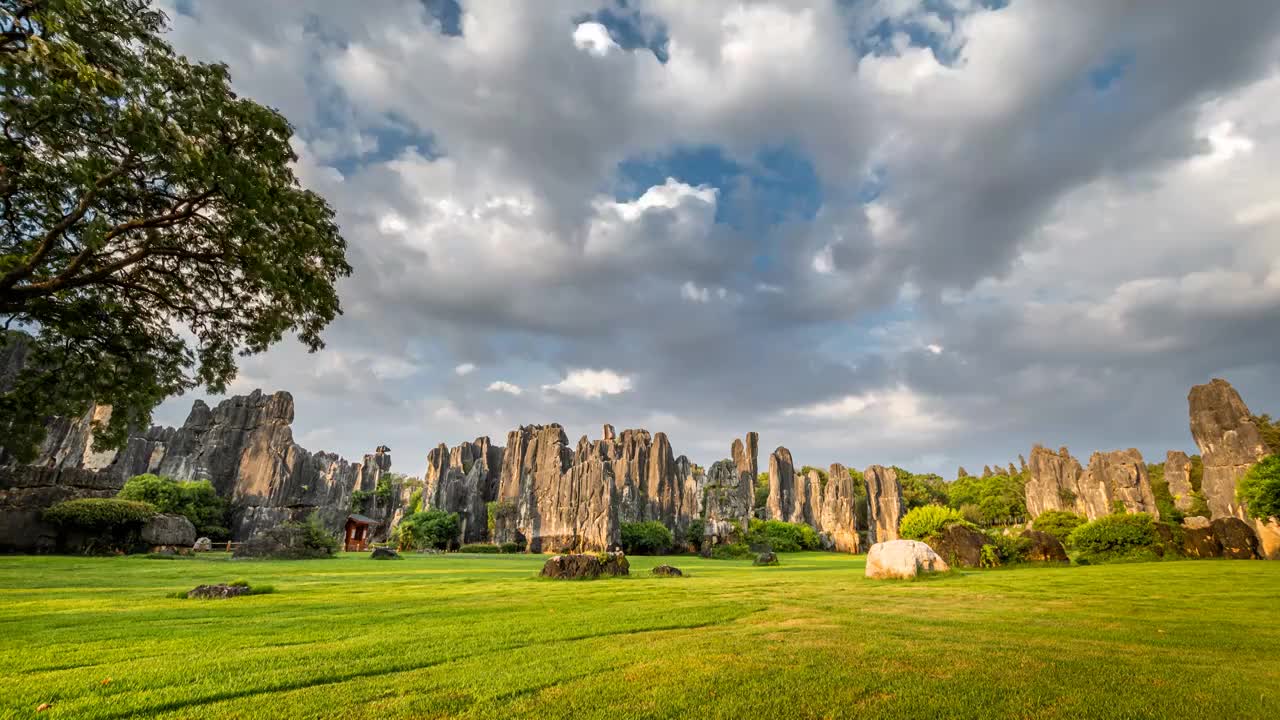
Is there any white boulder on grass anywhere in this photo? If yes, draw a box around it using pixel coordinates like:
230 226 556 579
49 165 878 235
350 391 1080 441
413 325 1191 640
865 539 951 579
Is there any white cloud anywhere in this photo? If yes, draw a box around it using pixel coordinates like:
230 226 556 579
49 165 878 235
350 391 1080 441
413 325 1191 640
573 22 618 57
926 344 944 355
454 363 476 376
486 381 523 396
680 281 710 303
783 386 953 435
543 369 633 399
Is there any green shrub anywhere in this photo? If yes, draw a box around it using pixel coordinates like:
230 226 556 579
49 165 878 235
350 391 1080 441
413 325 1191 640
45 498 157 528
394 510 458 551
44 498 158 554
247 584 276 596
288 513 340 555
621 521 675 555
683 519 706 549
899 505 970 541
406 489 423 516
228 578 250 587
350 489 372 514
746 519 820 552
981 531 1031 566
499 541 523 554
118 474 230 539
1032 510 1087 546
1238 455 1280 520
710 542 752 559
488 500 517 540
458 543 501 554
1069 513 1157 562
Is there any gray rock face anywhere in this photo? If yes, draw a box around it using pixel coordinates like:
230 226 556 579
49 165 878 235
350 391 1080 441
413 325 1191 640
142 514 197 548
819 463 859 554
1079 449 1160 520
864 465 904 544
0 466 125 552
1189 379 1269 520
1164 451 1195 513
1 390 396 550
424 438 499 545
1024 445 1086 518
700 433 757 545
492 425 619 553
767 447 806 524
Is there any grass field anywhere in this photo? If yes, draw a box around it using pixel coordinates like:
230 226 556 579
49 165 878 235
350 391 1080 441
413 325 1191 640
1 552 1277 719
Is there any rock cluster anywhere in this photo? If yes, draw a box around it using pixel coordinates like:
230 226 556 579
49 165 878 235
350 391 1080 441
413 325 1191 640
187 584 250 600
142 513 197 552
702 433 757 546
1025 446 1160 521
0 390 398 551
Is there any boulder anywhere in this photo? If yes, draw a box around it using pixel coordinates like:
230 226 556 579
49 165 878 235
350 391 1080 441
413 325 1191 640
370 547 401 560
651 564 683 577
1182 515 1211 530
1211 517 1260 559
142 514 196 548
1182 524 1221 559
864 465 904 544
193 537 212 552
1019 530 1069 563
753 551 779 566
187 584 250 599
926 524 988 568
865 540 950 579
539 553 603 580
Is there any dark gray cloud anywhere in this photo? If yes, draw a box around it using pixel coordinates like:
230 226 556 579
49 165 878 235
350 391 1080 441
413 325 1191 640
152 1 1280 477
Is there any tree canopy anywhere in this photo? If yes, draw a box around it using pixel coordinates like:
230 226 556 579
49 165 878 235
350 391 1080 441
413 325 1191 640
0 0 350 461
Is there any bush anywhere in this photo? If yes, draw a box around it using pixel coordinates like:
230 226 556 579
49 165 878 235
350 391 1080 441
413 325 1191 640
499 541 523 554
711 542 752 559
1032 510 1087 546
45 498 157 528
235 514 337 559
1238 455 1280 520
350 489 372 514
746 519 820 552
981 531 1031 566
394 510 458 551
406 489 423 516
291 513 339 555
899 505 971 541
1069 513 1157 562
683 519 706 549
458 543 501 554
621 521 675 555
118 474 230 539
44 498 157 554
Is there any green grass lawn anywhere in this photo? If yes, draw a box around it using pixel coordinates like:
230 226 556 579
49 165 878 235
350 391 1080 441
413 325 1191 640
1 552 1277 719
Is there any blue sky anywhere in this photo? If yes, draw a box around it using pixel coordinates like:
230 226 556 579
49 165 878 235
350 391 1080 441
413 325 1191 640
153 0 1280 478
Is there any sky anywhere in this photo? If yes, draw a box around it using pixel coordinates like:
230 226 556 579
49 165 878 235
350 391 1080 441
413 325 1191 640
151 0 1280 479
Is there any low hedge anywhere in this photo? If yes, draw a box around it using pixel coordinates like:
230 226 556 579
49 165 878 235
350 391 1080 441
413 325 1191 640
458 543 501 554
1069 513 1157 562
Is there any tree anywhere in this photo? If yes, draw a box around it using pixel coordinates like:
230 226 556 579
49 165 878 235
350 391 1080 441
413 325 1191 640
117 472 228 538
1238 456 1280 521
0 1 350 461
1253 414 1280 456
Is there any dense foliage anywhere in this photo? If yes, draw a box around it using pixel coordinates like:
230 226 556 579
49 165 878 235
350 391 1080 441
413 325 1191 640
895 468 950 510
948 472 1028 525
754 473 769 510
44 497 156 528
457 543 501 554
898 505 970 541
620 521 675 555
1254 414 1280 455
1237 455 1280 520
394 510 459 551
0 0 350 461
1069 513 1157 561
1032 510 1086 545
117 474 228 538
746 519 821 552
682 519 706 549
286 513 339 555
980 532 1032 567
43 497 156 553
